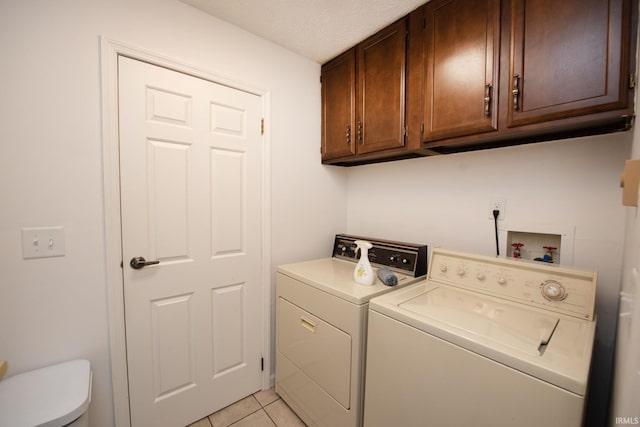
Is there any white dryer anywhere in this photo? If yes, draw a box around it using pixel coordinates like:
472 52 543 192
276 235 428 427
364 248 597 427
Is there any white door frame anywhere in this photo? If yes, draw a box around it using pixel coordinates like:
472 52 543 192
100 37 272 427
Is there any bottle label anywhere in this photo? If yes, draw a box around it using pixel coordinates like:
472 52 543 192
356 266 368 278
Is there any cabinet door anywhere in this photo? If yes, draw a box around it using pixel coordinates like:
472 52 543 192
321 49 356 160
424 0 500 141
357 19 407 155
508 0 632 128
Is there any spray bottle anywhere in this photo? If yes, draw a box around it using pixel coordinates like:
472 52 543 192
354 240 375 285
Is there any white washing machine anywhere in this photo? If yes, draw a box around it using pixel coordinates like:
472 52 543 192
276 235 428 427
364 248 597 427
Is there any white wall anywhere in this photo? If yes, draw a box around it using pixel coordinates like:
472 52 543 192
346 131 632 426
0 1 346 426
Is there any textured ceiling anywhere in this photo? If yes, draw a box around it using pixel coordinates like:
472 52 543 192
180 0 427 63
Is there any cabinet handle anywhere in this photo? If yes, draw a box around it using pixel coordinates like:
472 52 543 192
484 84 492 116
512 74 520 111
357 121 363 144
346 124 351 144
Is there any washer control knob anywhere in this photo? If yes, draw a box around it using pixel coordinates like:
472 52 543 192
498 277 507 285
477 272 485 281
402 258 410 265
439 264 448 272
541 280 567 301
456 268 466 277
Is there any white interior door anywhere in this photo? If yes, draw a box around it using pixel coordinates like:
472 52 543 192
118 56 263 427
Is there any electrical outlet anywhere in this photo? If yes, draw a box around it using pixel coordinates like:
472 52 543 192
488 199 506 220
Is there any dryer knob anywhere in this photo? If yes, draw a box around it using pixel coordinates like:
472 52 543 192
439 264 448 272
498 277 507 285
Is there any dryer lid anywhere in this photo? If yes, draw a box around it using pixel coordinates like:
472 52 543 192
398 286 559 355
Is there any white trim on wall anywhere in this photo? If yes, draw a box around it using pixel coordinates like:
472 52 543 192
100 37 273 426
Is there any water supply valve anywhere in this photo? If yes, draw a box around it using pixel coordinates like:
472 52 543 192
511 242 523 258
543 246 556 263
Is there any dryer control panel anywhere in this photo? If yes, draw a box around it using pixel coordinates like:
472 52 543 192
333 234 428 278
428 248 597 320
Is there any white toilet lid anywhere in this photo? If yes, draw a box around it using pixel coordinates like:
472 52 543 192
0 359 92 427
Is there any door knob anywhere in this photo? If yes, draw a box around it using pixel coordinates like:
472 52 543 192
130 256 160 269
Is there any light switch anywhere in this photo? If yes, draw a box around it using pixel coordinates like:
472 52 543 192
21 227 65 259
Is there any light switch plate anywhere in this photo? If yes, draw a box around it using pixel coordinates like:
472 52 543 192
21 227 65 259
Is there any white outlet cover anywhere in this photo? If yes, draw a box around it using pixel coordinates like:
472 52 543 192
21 227 65 259
488 199 506 220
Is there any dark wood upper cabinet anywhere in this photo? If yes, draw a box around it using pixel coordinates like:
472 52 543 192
423 0 636 153
321 18 415 164
321 0 636 164
357 19 407 155
507 0 633 128
321 49 356 161
423 0 500 141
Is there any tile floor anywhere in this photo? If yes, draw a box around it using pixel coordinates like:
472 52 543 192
187 388 306 427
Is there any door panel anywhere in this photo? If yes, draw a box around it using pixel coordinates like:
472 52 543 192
358 19 407 154
147 139 191 260
211 149 244 255
146 87 192 126
118 56 263 427
212 284 245 375
151 294 195 400
321 49 357 160
424 0 500 140
508 0 631 127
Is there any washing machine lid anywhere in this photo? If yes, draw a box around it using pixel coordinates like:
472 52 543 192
398 286 559 356
0 359 92 427
370 282 596 395
277 258 425 305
